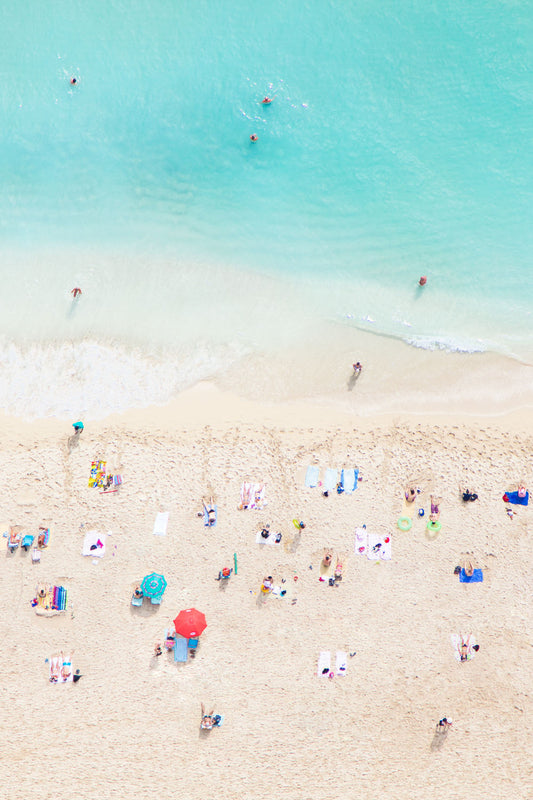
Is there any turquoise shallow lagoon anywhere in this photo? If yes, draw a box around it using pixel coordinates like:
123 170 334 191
0 1 531 416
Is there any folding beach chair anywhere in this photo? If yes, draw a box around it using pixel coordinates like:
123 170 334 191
31 548 41 563
151 594 163 605
174 638 188 663
188 638 199 658
131 594 143 607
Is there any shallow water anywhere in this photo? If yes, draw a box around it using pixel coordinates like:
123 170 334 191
0 1 531 417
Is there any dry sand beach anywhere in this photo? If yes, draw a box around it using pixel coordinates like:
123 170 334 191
1 385 532 800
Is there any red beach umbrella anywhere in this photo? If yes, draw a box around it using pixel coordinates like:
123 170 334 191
173 608 207 639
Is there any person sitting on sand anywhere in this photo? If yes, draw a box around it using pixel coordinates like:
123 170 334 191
154 642 163 657
437 717 452 732
133 586 143 599
405 487 417 503
322 551 332 568
216 567 232 581
261 576 273 594
201 703 221 729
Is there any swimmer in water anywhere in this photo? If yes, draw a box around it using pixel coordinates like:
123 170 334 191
71 287 82 299
70 77 77 85
250 134 258 142
261 97 272 105
418 276 427 286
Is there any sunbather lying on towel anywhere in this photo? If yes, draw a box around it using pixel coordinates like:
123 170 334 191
203 498 217 526
49 654 62 683
61 652 74 680
430 495 441 522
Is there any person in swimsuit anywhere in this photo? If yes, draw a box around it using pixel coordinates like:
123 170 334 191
261 97 272 104
430 495 440 522
405 487 416 503
71 287 82 298
49 654 62 683
436 717 453 732
154 642 163 657
61 652 74 681
201 703 218 729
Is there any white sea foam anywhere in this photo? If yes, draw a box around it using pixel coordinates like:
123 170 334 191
0 338 247 420
404 335 488 354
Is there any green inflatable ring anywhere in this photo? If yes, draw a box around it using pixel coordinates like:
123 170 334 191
427 520 442 533
397 516 412 531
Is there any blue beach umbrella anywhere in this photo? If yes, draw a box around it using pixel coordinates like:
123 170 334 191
140 572 167 598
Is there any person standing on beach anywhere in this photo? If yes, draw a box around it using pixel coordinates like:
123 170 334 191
72 421 84 435
71 287 82 298
418 276 427 286
353 362 362 375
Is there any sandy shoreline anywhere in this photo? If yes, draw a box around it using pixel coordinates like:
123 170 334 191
1 387 532 800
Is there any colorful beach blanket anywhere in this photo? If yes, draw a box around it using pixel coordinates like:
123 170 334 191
88 460 106 488
34 585 67 614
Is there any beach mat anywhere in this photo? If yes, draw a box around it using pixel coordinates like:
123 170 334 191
255 530 281 546
367 533 391 560
450 634 477 662
503 491 529 506
81 530 106 557
203 505 217 527
305 466 319 488
341 468 358 493
335 651 347 675
324 468 338 492
174 638 188 663
153 512 169 536
317 651 331 676
459 568 483 583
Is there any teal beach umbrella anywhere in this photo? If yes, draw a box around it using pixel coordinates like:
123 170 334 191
140 572 167 598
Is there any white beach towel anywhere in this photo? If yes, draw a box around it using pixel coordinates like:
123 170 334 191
153 512 169 536
367 533 391 560
450 634 477 662
255 530 281 546
82 530 107 558
324 468 338 492
305 466 320 488
240 482 266 510
355 526 368 555
341 469 357 493
317 651 331 677
335 651 347 675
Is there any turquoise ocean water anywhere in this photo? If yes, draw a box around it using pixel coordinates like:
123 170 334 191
0 1 531 417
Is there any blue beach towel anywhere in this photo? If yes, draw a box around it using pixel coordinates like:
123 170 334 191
460 569 483 583
324 468 338 492
174 638 188 663
305 466 319 488
203 504 217 527
341 469 359 493
504 491 529 506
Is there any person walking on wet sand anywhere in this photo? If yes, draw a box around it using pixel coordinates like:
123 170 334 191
352 362 362 375
71 287 82 299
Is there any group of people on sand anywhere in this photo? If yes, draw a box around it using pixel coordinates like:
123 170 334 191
49 652 81 684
